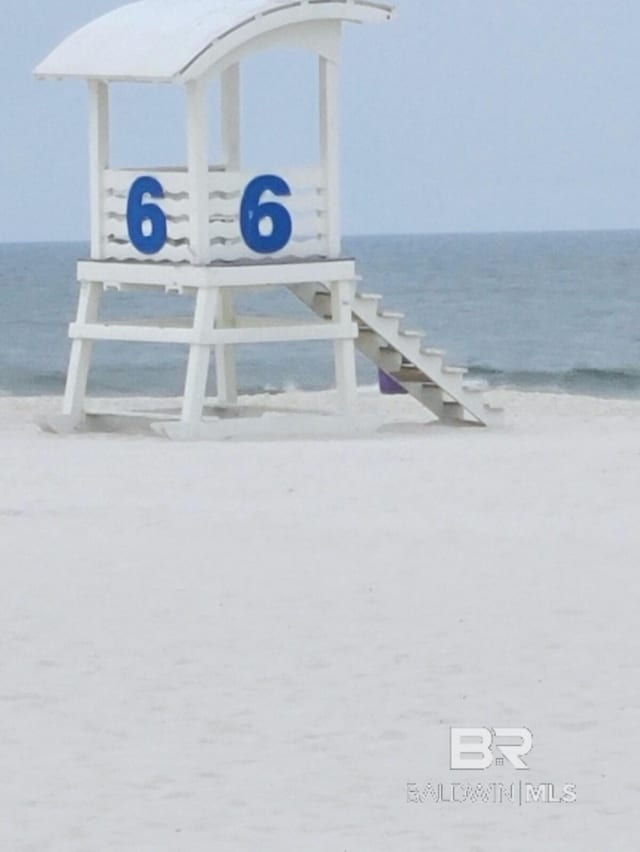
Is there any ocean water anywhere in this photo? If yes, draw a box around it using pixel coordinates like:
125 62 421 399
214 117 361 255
1 231 639 398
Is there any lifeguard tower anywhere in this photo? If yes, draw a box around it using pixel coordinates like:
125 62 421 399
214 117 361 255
35 0 499 438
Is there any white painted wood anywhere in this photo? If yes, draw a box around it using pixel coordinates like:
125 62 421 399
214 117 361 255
209 193 324 217
69 320 357 346
62 281 102 419
221 64 241 170
202 20 341 81
209 240 328 263
181 287 219 426
215 288 238 405
88 81 109 259
77 258 357 288
69 323 195 345
102 242 193 264
186 79 211 263
105 166 322 195
103 194 190 218
319 55 341 258
101 165 327 263
101 239 329 264
205 321 358 345
209 165 323 193
104 169 191 195
330 280 357 413
212 62 242 394
290 282 500 426
184 3 394 82
34 1 395 82
104 218 193 243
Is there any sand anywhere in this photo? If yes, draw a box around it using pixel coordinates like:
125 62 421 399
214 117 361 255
1 388 639 851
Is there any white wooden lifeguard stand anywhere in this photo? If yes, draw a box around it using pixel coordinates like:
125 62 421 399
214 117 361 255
36 0 500 437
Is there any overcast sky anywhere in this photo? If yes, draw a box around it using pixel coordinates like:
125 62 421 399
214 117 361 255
2 0 640 242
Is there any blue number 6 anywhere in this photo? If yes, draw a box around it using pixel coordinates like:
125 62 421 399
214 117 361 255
126 176 167 255
240 175 293 254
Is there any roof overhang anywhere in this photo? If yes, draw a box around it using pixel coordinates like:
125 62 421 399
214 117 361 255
34 0 395 84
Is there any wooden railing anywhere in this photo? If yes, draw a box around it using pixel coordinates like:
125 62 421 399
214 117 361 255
101 166 328 264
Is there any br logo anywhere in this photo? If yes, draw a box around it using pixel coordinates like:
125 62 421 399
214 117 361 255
450 727 533 771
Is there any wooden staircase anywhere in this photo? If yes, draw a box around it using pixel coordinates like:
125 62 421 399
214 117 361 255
289 281 502 426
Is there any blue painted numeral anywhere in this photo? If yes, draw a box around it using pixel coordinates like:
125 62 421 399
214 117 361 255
240 175 293 254
126 176 167 255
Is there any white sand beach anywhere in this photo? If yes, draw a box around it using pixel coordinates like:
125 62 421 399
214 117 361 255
1 388 639 851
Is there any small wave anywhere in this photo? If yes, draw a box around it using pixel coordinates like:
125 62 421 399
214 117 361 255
468 365 640 397
3 362 640 400
0 367 67 396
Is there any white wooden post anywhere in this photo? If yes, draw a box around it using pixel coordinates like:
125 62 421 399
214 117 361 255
186 79 210 262
182 287 219 425
182 79 213 425
89 80 109 260
215 63 241 404
62 281 102 419
221 63 241 170
62 80 109 420
319 55 341 258
331 280 357 414
321 54 355 412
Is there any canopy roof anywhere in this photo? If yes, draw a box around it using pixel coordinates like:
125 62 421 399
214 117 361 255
35 0 395 83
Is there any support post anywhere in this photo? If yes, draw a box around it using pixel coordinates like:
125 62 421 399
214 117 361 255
216 64 241 404
186 79 211 262
62 281 102 419
89 80 109 260
215 288 238 404
221 64 241 170
62 81 109 422
319 55 342 258
182 287 219 426
331 280 357 414
182 80 213 424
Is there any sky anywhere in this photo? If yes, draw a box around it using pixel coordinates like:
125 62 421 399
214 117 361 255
2 0 640 241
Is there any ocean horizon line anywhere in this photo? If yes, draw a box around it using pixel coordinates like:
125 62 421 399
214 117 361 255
3 226 640 247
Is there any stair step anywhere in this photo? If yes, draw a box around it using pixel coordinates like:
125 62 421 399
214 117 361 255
441 400 466 422
390 366 427 382
287 282 497 427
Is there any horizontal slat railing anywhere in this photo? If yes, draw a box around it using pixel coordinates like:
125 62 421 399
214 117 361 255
103 167 193 263
101 166 328 264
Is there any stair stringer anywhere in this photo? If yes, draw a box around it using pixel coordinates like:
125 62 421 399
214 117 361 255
288 281 502 427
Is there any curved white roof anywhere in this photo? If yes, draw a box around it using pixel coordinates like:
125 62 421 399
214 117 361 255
35 0 395 83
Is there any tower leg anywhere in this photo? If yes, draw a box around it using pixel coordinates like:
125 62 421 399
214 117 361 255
331 280 357 415
181 287 218 426
62 280 102 422
215 288 238 405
